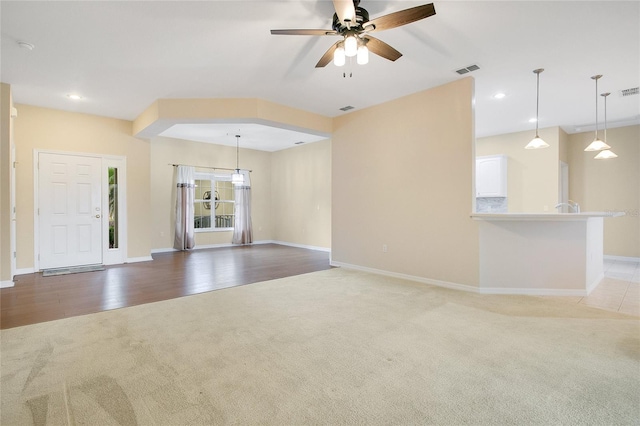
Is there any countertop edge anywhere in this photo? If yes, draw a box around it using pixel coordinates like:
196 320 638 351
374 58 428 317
471 212 625 221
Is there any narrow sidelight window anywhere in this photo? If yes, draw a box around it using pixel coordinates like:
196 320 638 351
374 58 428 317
108 167 119 248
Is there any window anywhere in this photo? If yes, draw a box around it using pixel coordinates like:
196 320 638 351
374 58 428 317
108 167 119 248
194 172 235 231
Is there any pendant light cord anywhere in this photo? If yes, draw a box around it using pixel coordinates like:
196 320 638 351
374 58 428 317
592 75 602 140
533 68 544 138
235 135 240 171
535 71 540 136
602 93 608 143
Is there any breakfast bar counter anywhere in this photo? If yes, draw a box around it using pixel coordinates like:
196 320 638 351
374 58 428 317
471 212 624 296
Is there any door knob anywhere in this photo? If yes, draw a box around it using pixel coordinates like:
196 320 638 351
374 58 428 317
95 214 101 218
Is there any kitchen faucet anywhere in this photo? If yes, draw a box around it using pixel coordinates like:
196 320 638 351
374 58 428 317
555 200 580 213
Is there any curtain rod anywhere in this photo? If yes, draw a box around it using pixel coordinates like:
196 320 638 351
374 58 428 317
169 163 252 173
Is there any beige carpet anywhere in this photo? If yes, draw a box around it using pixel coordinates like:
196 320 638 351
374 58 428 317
1 268 639 425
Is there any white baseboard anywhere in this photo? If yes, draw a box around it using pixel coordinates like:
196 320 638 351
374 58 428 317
330 261 593 296
1 280 15 288
604 255 640 263
15 268 36 276
269 240 331 253
151 240 331 254
330 261 477 293
477 287 588 297
585 272 605 296
126 256 153 263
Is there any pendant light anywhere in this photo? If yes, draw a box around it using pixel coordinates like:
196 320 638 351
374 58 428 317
594 92 617 159
232 135 244 185
584 75 611 151
525 68 550 149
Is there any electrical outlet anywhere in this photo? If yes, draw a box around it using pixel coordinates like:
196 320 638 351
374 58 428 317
382 244 388 253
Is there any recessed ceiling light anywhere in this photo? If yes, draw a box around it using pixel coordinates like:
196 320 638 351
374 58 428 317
528 117 537 123
67 94 83 100
493 93 506 99
17 41 35 50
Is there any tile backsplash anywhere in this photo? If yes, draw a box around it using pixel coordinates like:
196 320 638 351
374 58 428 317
476 197 507 213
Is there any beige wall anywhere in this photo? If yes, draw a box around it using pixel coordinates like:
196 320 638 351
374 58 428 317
568 125 640 258
476 127 560 212
13 104 151 269
0 84 12 281
150 136 274 249
271 140 331 249
332 77 479 287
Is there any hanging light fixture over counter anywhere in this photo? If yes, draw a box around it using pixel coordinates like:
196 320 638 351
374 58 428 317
525 68 549 149
584 75 611 152
594 92 617 159
232 135 245 185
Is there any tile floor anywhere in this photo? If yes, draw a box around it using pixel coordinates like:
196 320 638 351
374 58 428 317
548 259 639 316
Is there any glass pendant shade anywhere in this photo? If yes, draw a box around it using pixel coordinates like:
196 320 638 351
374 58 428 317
333 46 345 67
525 136 550 149
526 68 548 149
594 149 618 160
584 138 610 152
232 170 244 185
356 45 369 65
344 35 357 57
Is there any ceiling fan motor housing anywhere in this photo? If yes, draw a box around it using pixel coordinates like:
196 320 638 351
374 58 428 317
332 7 370 33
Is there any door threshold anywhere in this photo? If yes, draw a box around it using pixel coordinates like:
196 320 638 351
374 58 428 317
42 264 105 277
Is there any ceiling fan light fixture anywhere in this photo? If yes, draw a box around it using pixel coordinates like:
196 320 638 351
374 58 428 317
357 45 369 65
333 46 346 66
344 35 358 57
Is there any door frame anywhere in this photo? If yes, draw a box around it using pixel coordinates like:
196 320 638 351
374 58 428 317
33 150 128 270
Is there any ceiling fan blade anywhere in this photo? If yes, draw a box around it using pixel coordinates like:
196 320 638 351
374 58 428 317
315 41 341 68
363 36 402 62
364 3 436 32
333 0 356 25
271 29 338 36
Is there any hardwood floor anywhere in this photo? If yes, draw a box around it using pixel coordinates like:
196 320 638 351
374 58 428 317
0 244 331 330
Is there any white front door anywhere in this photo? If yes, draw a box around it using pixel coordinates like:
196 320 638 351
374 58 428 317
39 153 103 269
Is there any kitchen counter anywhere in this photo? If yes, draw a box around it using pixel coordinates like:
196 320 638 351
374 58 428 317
472 212 625 296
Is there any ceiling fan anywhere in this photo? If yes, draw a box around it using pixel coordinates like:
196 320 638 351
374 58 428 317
270 0 436 68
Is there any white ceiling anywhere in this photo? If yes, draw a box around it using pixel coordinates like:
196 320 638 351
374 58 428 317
2 1 639 151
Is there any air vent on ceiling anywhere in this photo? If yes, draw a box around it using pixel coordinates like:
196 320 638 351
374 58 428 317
620 87 639 97
339 105 355 111
294 141 305 145
455 64 480 75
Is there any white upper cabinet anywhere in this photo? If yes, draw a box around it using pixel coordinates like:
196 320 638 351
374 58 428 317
476 155 507 197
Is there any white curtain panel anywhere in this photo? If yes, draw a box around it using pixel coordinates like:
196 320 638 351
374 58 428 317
232 170 253 245
174 165 196 250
